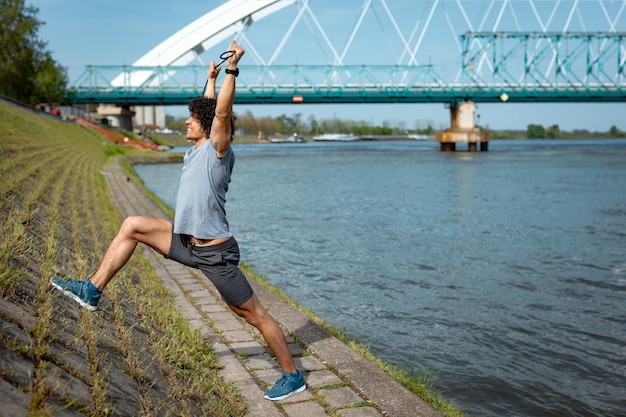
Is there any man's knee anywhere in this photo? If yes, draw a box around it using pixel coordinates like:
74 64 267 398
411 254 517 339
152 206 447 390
240 306 273 329
232 297 266 327
119 216 148 239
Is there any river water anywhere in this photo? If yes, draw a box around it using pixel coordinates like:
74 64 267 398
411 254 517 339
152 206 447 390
134 139 626 417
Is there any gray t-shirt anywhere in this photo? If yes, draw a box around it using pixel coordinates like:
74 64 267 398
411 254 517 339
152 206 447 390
173 140 235 239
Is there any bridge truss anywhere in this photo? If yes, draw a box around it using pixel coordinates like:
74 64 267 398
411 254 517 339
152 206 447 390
67 0 626 105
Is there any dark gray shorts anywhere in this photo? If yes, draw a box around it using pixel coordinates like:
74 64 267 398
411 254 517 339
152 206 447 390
166 234 254 306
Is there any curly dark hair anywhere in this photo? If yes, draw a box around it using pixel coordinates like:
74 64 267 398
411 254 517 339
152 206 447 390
188 96 237 141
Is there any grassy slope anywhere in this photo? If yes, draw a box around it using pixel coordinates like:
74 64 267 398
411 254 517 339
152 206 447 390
0 101 245 416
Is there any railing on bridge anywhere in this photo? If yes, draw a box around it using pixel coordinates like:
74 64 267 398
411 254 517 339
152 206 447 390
66 32 626 106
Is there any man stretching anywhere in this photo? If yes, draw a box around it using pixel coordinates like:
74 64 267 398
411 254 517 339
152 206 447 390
51 40 306 401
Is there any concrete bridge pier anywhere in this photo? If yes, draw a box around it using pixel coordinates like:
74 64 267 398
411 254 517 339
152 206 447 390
436 101 490 151
96 104 135 131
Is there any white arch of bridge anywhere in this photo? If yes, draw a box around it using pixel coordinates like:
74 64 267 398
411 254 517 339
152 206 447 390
112 0 296 86
133 0 296 67
112 0 626 89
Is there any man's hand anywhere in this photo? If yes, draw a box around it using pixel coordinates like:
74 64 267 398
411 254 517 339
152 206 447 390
227 40 245 70
208 60 221 80
204 61 221 99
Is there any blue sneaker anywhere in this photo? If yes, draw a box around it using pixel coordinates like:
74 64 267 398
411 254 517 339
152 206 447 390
50 276 101 311
263 370 306 401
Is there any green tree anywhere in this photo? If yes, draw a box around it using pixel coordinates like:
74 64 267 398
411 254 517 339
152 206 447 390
309 115 321 135
165 115 187 133
275 113 305 135
527 124 546 139
0 0 68 104
609 125 622 137
546 124 561 139
256 116 279 136
235 110 259 135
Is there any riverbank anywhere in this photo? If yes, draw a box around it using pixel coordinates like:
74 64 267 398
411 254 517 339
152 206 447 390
0 101 461 416
108 155 445 417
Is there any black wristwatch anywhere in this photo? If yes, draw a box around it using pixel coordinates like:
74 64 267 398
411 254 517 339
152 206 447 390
225 68 239 77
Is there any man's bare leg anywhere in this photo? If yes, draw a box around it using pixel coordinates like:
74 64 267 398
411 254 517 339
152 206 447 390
230 294 306 400
51 216 172 310
229 294 297 373
90 216 172 290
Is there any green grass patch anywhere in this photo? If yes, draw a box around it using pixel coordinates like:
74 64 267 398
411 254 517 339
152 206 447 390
0 100 245 416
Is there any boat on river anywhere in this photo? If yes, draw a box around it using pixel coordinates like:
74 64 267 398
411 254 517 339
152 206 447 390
313 133 359 142
407 133 429 140
269 134 306 143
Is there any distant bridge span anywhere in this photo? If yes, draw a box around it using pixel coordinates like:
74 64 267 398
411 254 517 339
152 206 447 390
71 31 626 106
70 0 626 105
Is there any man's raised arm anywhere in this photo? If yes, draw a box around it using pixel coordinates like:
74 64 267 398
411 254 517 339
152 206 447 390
210 40 245 156
204 60 221 100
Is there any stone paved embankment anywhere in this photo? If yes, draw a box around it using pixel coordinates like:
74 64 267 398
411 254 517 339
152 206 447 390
102 157 441 417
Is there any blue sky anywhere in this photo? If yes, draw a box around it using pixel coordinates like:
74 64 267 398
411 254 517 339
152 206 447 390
33 0 626 131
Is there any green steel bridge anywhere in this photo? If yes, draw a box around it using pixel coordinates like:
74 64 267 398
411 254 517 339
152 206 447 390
67 32 626 106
